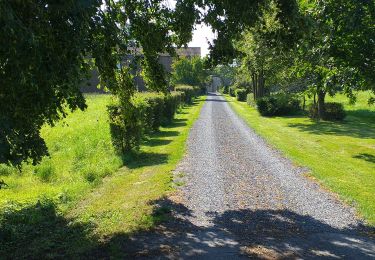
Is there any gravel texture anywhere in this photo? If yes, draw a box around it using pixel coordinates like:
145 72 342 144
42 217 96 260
126 93 375 259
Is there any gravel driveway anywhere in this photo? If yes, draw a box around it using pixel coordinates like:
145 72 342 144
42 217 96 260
128 93 375 259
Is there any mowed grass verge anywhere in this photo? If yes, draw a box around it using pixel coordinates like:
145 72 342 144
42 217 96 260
0 94 205 258
225 92 375 225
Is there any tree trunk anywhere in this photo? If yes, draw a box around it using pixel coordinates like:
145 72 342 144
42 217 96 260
252 73 256 100
317 90 326 119
303 95 306 111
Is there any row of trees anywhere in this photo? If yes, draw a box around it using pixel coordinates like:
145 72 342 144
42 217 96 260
5 0 284 166
2 0 373 166
233 0 374 118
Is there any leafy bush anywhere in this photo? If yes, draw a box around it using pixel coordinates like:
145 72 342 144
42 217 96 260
246 93 256 107
220 85 229 94
309 102 346 121
163 91 183 125
108 90 188 154
174 85 200 104
229 86 236 97
256 94 301 116
108 99 145 153
235 89 247 101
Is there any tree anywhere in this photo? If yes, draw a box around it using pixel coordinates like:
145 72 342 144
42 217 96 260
2 0 345 165
0 0 196 166
213 64 236 87
289 0 373 118
235 0 294 100
200 0 303 65
171 56 209 87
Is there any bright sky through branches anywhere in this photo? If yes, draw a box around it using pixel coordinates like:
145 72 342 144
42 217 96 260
164 0 215 57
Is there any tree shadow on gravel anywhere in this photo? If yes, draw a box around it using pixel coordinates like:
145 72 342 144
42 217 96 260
115 198 375 259
1 198 374 259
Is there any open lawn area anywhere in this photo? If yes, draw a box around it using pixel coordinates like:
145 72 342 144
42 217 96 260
0 94 205 258
226 92 375 225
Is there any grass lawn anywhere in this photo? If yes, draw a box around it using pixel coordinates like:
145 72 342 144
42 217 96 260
0 94 205 258
0 94 122 209
226 92 375 225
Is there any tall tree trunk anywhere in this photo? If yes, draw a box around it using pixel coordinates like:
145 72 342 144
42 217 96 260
257 70 266 99
252 72 256 100
317 90 326 119
303 95 306 111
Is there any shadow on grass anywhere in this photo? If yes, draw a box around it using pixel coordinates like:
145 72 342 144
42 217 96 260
0 200 103 259
288 110 375 139
3 197 373 258
121 151 169 169
353 153 375 164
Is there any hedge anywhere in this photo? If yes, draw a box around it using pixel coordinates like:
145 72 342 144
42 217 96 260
309 102 346 121
219 85 229 94
108 87 200 154
256 93 301 116
229 86 236 97
174 85 201 104
235 88 247 101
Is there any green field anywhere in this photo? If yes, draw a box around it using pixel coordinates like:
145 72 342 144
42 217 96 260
226 92 375 225
0 94 205 258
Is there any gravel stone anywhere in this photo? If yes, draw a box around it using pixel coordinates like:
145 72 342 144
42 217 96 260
172 93 375 259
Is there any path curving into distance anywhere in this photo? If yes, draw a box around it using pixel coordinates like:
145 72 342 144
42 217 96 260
127 93 375 259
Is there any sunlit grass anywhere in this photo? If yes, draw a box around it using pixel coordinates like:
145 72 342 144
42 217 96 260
226 92 375 225
0 94 205 258
69 96 206 237
0 94 122 209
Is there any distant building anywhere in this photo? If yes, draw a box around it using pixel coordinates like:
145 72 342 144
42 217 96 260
80 47 201 93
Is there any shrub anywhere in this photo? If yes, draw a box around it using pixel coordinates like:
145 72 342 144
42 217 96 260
256 94 301 116
108 99 145 153
220 85 229 94
308 102 346 121
235 88 247 101
229 86 236 97
108 91 187 154
142 94 165 132
162 91 184 125
175 85 199 104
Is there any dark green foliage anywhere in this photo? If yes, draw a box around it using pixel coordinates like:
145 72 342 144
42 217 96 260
0 0 198 166
108 89 198 154
235 89 247 102
309 102 346 121
229 87 236 97
107 102 144 154
256 94 300 116
163 92 184 125
220 85 229 94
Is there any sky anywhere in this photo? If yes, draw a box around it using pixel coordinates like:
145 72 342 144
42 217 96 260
189 24 216 57
164 0 215 57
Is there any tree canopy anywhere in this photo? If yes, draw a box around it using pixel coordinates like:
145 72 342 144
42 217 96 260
171 56 208 87
1 0 374 166
0 0 196 166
